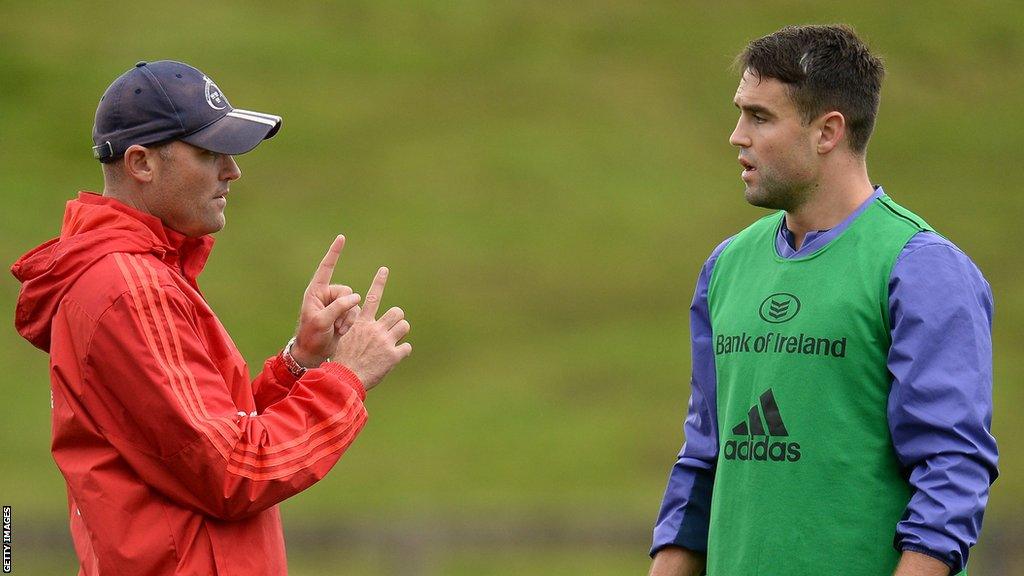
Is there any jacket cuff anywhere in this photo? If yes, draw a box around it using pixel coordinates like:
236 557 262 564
895 528 962 574
319 362 366 401
268 353 300 388
651 517 710 558
898 544 955 572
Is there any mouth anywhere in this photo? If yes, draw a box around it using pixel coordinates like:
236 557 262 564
738 157 756 181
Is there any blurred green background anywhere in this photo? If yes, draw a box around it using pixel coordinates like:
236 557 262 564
2 1 1021 574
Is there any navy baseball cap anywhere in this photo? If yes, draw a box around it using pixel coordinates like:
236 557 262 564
92 60 282 162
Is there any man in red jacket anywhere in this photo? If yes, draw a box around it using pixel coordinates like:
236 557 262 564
11 60 411 575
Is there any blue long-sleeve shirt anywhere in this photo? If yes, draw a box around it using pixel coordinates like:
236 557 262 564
652 187 998 573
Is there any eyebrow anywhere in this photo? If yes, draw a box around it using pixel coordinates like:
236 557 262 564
734 101 775 117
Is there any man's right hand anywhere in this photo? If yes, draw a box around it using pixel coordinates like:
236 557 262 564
291 235 362 368
649 546 706 576
331 266 412 391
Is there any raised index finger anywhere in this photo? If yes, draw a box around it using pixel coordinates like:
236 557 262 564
310 235 345 288
359 267 389 321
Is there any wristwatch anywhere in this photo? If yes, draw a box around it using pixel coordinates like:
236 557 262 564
281 337 309 378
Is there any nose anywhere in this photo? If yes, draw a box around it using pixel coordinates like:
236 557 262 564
221 155 241 182
729 118 750 149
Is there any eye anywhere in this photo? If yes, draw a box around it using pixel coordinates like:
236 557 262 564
753 114 767 124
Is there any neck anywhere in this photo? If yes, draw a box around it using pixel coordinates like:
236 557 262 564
102 183 147 214
785 157 874 250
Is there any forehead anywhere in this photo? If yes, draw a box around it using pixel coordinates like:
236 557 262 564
733 69 797 116
166 140 210 158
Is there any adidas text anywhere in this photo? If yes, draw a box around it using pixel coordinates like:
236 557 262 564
724 437 801 462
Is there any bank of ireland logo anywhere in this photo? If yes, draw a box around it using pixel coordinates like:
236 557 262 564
204 75 227 110
759 292 800 323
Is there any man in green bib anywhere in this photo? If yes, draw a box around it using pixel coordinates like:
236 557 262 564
649 25 998 576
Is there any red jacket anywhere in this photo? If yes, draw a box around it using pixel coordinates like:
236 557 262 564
11 192 368 575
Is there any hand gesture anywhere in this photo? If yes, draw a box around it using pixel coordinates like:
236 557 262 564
291 236 362 368
332 266 412 391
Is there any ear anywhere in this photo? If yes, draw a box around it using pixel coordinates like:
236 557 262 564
816 111 846 155
123 144 158 184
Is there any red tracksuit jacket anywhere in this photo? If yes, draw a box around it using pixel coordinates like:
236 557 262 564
11 192 368 575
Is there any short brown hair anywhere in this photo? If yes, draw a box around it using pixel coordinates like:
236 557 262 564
737 24 885 154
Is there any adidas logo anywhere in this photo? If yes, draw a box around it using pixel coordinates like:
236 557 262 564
723 388 801 463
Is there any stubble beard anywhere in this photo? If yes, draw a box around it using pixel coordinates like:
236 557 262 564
743 165 813 213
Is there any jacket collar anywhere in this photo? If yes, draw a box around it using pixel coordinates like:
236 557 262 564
72 191 215 286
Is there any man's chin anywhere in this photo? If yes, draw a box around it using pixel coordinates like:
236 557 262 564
210 216 226 235
745 184 811 213
744 186 773 209
190 217 226 238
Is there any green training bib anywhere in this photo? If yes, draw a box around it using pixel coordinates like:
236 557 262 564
705 195 962 575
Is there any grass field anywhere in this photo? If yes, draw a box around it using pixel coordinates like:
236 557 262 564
2 1 1022 573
